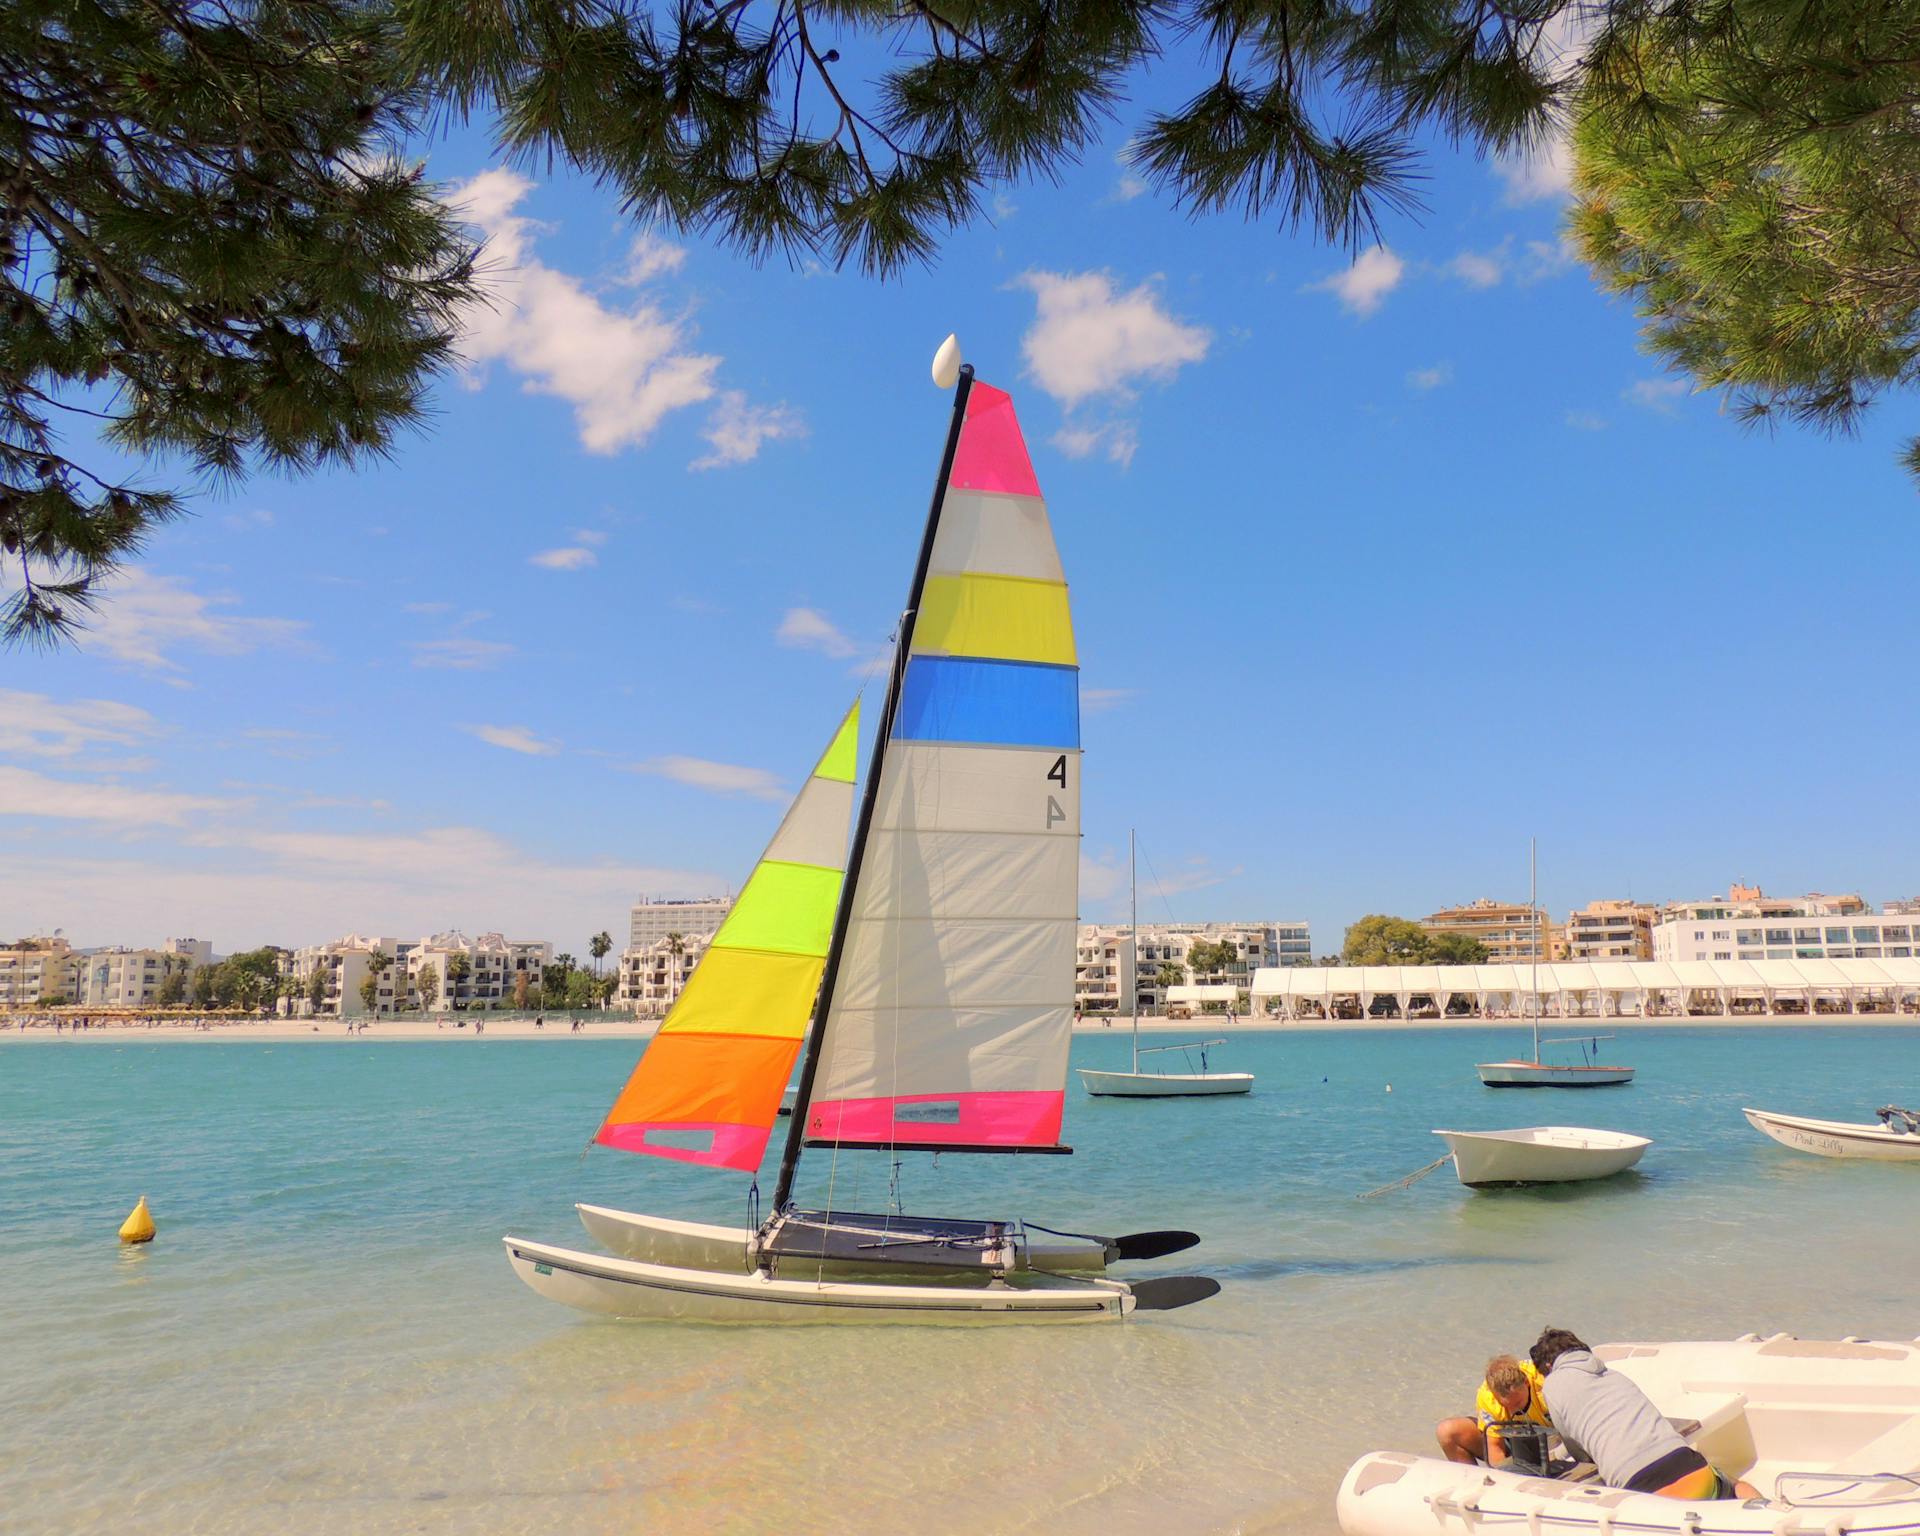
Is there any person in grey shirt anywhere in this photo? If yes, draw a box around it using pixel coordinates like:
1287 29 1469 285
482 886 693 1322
1532 1329 1759 1501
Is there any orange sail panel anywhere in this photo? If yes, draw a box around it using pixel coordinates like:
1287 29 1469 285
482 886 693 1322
596 704 858 1170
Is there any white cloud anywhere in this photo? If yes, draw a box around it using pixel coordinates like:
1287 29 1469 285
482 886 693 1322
77 569 307 675
692 390 807 471
411 635 515 670
1407 364 1453 391
1565 409 1608 431
453 169 723 455
621 233 687 286
0 692 162 761
1496 135 1574 204
0 765 233 827
632 755 787 802
1308 246 1405 318
1447 248 1505 289
776 607 862 660
1110 174 1148 203
1079 849 1238 912
1520 238 1580 284
1013 271 1210 408
0 831 723 951
221 508 275 531
572 528 610 548
992 191 1019 221
1081 688 1136 714
1625 378 1689 415
530 546 597 571
463 724 560 756
1051 422 1139 468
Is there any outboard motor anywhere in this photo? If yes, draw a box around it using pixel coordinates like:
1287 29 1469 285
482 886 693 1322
1877 1105 1920 1135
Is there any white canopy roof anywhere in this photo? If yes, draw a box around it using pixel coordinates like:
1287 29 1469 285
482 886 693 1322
1165 984 1240 1004
1250 957 1920 1001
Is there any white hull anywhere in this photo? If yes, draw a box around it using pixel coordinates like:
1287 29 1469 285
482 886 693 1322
1078 1069 1254 1097
504 1236 1135 1324
1745 1108 1920 1162
1477 1060 1635 1088
1432 1127 1650 1186
574 1203 1112 1274
1339 1334 1920 1536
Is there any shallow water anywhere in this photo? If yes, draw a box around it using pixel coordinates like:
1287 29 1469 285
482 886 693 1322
3 1027 1917 1536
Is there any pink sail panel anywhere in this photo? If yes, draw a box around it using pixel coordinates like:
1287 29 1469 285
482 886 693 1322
596 1119 773 1170
947 383 1041 497
805 1090 1066 1149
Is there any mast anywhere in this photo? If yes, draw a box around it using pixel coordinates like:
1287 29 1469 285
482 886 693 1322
770 365 976 1212
1130 829 1139 1073
1529 837 1540 1066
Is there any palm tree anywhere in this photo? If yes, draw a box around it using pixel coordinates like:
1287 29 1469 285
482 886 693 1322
666 931 685 958
367 948 392 1015
589 931 612 977
444 951 472 1009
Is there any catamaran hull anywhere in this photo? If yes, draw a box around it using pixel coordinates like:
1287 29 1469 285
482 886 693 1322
575 1202 1114 1274
1338 1335 1920 1536
1476 1061 1635 1088
1077 1069 1254 1097
1744 1108 1920 1161
1433 1127 1650 1186
504 1236 1136 1324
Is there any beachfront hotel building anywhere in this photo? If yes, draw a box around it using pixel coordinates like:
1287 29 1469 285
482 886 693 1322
1422 899 1561 962
1653 889 1915 963
0 935 81 1007
1075 922 1312 1014
629 896 732 949
1561 900 1658 961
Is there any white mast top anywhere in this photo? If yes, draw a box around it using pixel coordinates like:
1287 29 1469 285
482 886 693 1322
931 333 963 389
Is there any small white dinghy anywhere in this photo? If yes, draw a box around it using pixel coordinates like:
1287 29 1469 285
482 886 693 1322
1339 1333 1920 1536
1433 1126 1650 1186
1745 1105 1920 1162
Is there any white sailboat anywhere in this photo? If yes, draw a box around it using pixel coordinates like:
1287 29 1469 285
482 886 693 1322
504 341 1216 1322
1744 1105 1920 1161
1476 841 1634 1088
1077 831 1253 1098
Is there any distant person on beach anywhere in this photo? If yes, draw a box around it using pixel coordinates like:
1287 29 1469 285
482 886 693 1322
1437 1354 1552 1467
1532 1328 1758 1500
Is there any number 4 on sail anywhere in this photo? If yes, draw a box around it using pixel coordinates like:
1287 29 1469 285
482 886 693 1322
503 338 1219 1323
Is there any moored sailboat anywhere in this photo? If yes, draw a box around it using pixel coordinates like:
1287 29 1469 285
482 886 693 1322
504 342 1214 1322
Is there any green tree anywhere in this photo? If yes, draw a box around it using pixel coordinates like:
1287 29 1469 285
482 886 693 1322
1426 931 1490 965
306 966 328 1013
589 931 612 977
415 961 438 1011
511 971 530 1010
444 950 471 1009
366 948 392 1014
1341 915 1434 966
358 972 379 1013
563 969 594 1009
1570 5 1920 485
1155 962 1185 990
2 0 481 646
190 964 216 1008
155 957 187 1006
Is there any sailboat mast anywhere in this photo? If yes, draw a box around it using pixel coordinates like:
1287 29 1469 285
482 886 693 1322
1530 837 1540 1065
770 365 977 1212
1130 828 1139 1074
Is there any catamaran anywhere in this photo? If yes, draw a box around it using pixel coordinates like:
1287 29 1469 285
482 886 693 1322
504 341 1217 1322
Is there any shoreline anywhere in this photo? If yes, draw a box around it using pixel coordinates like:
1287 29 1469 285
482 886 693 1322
4 1012 1918 1042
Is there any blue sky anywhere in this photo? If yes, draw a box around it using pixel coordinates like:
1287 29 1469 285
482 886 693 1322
5 95 1918 959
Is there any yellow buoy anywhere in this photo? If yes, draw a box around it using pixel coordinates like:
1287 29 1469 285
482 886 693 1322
118 1196 155 1244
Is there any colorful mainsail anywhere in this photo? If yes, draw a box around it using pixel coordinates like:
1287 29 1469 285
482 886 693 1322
804 381 1080 1153
598 703 859 1171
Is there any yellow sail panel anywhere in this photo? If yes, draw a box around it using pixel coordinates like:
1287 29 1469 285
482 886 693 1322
596 701 858 1171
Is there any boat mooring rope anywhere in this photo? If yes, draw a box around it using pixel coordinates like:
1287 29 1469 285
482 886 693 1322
1357 1154 1451 1200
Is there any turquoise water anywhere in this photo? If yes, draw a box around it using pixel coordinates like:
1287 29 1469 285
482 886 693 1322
4 1027 1917 1536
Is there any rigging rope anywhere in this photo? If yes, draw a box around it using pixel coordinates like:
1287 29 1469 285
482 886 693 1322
1357 1154 1452 1200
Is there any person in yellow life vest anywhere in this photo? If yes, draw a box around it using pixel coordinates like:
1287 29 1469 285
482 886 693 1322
1436 1354 1552 1466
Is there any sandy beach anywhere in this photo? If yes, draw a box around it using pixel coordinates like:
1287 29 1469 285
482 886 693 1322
5 1010 1917 1041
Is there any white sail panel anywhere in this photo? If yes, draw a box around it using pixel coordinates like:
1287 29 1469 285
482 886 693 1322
811 1005 1073 1103
930 491 1065 583
852 831 1077 921
872 742 1080 834
830 918 1076 1011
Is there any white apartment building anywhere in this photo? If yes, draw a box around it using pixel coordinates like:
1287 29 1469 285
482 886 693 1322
629 897 732 950
0 936 80 1007
76 937 215 1008
618 931 717 1017
1654 892 1914 962
290 931 552 1016
1074 922 1312 1013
